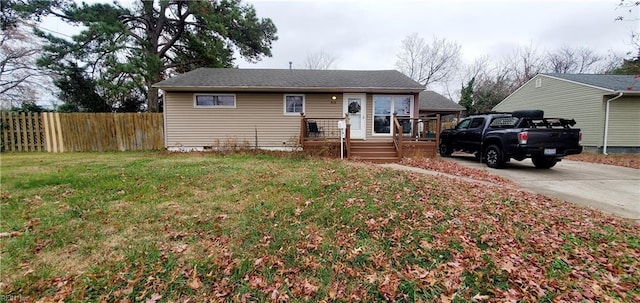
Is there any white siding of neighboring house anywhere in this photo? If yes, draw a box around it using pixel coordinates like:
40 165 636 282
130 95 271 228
164 92 343 150
607 97 640 147
493 75 607 147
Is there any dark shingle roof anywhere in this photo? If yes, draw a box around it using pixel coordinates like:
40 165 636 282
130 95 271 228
154 68 425 93
418 90 464 112
543 73 640 92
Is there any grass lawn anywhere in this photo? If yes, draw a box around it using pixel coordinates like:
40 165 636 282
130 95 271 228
1 152 638 302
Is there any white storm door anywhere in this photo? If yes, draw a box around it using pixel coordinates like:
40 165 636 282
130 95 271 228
343 94 366 139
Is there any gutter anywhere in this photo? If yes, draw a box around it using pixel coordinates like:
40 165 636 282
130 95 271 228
603 92 624 155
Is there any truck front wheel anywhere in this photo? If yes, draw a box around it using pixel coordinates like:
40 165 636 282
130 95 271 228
485 145 505 168
439 142 453 157
532 156 558 169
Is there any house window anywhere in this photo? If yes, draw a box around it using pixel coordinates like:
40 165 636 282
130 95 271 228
194 94 236 108
535 78 542 88
373 95 413 134
284 94 305 115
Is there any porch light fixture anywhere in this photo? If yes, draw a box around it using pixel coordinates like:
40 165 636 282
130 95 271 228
331 95 337 104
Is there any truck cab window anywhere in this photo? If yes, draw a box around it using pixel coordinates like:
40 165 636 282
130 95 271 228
469 118 485 129
456 119 471 129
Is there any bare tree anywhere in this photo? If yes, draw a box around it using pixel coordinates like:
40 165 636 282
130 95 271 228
395 33 461 88
502 44 547 87
547 46 604 73
304 49 337 70
0 22 51 108
597 51 627 73
615 0 639 53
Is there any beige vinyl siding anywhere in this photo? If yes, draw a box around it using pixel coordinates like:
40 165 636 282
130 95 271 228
493 75 607 147
164 92 342 149
607 97 640 147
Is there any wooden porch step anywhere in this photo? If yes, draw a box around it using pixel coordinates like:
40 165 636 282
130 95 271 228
349 141 399 163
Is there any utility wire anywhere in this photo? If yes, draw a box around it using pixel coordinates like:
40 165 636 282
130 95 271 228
25 23 76 39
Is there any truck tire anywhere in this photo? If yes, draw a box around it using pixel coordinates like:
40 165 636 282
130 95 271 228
512 109 544 119
532 156 558 169
485 145 505 168
439 142 453 157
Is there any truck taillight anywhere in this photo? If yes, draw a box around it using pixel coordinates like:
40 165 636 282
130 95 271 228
518 131 528 144
579 132 582 144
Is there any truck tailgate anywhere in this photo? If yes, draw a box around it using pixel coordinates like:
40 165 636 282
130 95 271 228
524 128 581 148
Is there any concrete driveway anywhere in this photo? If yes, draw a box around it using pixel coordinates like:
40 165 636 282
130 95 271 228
441 154 640 222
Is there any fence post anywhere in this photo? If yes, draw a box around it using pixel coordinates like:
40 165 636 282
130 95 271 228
55 113 64 152
1 111 8 151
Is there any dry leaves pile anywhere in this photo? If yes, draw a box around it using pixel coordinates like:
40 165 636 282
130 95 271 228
566 153 640 169
402 157 515 186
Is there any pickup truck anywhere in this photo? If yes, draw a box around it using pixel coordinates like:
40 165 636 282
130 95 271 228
439 110 583 169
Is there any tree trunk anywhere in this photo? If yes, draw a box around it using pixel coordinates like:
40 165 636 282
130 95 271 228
147 81 159 112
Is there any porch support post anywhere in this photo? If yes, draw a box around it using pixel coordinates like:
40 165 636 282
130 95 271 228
398 118 403 159
435 113 441 156
345 114 351 159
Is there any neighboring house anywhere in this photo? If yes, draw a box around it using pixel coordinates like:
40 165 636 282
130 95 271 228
154 68 441 160
493 73 640 153
418 90 464 117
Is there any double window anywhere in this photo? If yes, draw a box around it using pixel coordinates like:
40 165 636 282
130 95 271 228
284 94 305 115
372 95 413 134
194 94 236 108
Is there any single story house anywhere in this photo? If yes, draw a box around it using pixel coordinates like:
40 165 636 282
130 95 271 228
493 73 640 153
153 68 451 161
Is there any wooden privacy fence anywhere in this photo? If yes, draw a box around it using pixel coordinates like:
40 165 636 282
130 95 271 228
1 112 164 152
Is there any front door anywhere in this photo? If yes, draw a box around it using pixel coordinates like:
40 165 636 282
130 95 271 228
344 94 366 139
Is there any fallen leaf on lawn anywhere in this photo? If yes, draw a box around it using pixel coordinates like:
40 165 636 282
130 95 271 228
378 274 399 300
302 279 319 296
254 257 265 267
188 266 202 290
471 293 490 301
0 231 23 238
173 244 188 253
500 260 516 273
145 293 162 303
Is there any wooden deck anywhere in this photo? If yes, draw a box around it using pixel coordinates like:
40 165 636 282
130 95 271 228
299 114 441 162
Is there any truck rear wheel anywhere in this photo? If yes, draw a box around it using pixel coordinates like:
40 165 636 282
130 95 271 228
532 156 558 169
485 145 505 168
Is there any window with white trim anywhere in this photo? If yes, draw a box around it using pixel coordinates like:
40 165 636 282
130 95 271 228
284 94 305 115
194 94 236 108
372 95 413 134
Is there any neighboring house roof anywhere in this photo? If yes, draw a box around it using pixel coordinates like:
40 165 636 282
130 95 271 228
154 68 425 93
543 73 640 93
418 90 464 112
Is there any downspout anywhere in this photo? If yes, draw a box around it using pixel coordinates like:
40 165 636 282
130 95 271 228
603 92 624 155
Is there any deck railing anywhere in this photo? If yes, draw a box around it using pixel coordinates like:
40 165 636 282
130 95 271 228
392 114 403 157
393 114 444 158
395 116 442 142
300 114 350 157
